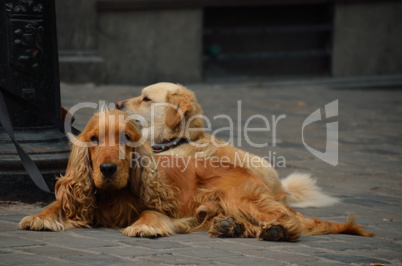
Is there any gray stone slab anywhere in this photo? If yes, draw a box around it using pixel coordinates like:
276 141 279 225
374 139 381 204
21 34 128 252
68 227 128 241
42 233 123 249
209 255 286 266
90 246 166 258
0 236 44 248
0 221 18 232
173 247 238 259
0 250 65 265
235 249 318 263
60 253 134 265
167 231 210 243
183 239 260 252
0 214 30 223
315 252 391 265
14 245 88 257
131 253 210 265
120 238 192 250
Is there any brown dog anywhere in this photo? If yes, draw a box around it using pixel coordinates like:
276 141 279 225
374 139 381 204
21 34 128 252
19 109 373 241
116 82 339 208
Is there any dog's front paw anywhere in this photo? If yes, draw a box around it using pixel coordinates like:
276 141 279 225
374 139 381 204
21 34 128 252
19 215 64 232
122 224 171 238
257 222 288 241
209 216 244 238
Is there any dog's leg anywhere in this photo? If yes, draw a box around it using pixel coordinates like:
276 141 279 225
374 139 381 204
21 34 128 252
19 201 66 231
208 187 303 241
210 198 373 241
122 210 195 238
208 209 300 241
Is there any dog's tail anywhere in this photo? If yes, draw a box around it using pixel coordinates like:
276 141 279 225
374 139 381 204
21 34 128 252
281 172 339 208
298 213 374 237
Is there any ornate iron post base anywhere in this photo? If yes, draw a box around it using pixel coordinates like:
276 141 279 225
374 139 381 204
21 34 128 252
0 0 70 203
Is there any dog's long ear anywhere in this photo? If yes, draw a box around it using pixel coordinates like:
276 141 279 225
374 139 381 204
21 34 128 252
130 142 178 217
55 139 95 227
164 93 193 129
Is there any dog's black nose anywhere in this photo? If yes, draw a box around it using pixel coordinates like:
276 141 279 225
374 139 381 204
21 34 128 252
115 101 124 109
100 163 117 177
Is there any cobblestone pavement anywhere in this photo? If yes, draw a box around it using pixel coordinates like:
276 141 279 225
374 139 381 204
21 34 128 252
1 79 402 265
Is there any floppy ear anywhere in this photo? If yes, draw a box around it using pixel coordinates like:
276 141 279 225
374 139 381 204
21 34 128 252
164 93 193 129
55 140 96 227
130 142 178 217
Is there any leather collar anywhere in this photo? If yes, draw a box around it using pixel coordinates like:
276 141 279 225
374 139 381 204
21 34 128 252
151 138 191 153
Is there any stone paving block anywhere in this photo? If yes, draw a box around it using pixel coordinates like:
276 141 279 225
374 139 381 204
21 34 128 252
227 236 291 246
0 250 64 265
159 231 208 243
0 221 18 232
329 234 390 245
343 249 402 264
14 245 91 258
293 235 333 243
2 228 91 243
357 220 400 236
90 246 169 258
343 198 399 210
364 238 402 251
184 239 261 252
235 249 318 263
208 255 286 266
370 228 402 241
130 253 210 265
0 214 28 223
60 253 134 265
40 232 123 249
113 263 169 266
0 236 44 248
68 227 129 242
314 252 391 265
265 244 318 255
300 239 377 252
120 238 191 250
173 246 239 260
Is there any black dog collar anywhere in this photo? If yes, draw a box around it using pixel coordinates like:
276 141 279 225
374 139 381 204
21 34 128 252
151 138 191 153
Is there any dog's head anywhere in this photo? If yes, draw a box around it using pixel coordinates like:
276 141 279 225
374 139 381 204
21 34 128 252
57 109 177 219
72 109 144 191
115 82 204 142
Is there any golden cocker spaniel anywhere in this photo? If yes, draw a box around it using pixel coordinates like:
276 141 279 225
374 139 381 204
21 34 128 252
115 82 339 208
19 109 373 240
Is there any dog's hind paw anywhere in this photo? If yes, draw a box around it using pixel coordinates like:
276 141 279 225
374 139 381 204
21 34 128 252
257 223 288 241
209 216 244 238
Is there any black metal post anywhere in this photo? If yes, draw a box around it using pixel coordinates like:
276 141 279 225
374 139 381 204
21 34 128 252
0 0 70 203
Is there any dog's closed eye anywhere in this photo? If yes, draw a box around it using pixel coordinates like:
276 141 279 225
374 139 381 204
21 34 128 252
142 96 151 102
